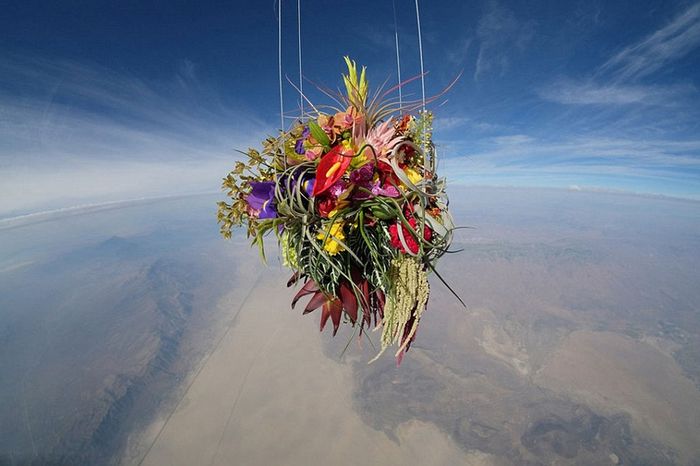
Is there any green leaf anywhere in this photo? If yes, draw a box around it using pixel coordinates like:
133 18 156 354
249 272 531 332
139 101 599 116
370 205 395 220
308 120 330 149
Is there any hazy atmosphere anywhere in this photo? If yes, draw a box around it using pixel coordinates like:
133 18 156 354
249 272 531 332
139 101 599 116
1 1 700 465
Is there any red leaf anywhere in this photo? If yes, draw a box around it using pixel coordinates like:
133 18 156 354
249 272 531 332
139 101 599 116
371 289 386 323
291 280 319 308
329 299 343 336
303 291 326 315
349 269 371 328
287 272 300 287
360 279 370 313
320 302 331 332
339 281 357 324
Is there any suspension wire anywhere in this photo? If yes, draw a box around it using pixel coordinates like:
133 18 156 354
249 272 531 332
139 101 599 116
276 0 289 169
392 0 402 110
414 0 431 171
297 0 303 117
277 0 285 131
414 0 426 112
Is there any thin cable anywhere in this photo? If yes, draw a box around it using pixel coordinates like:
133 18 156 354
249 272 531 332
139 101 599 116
278 0 285 131
414 0 431 171
297 0 303 117
414 0 426 112
277 0 287 169
392 0 402 110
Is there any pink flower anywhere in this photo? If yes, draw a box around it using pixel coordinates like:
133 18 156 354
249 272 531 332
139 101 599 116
305 147 322 161
370 182 399 198
364 118 403 160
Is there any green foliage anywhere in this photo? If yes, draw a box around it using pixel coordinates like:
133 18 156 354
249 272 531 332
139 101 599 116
308 120 330 149
216 144 279 240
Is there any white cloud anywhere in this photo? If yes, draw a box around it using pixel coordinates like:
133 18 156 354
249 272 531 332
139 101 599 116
539 3 700 109
0 56 269 215
446 38 473 66
598 3 700 83
0 158 233 219
491 134 535 145
441 134 700 182
444 4 700 198
473 1 535 81
538 80 696 105
0 56 268 163
433 116 505 133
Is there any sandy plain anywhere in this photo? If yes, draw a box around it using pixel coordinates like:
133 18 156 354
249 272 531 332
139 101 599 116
137 270 496 466
133 189 700 466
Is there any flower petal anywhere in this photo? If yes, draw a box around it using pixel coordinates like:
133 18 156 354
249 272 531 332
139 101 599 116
313 145 353 196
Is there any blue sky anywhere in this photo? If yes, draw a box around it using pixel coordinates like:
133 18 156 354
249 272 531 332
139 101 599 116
1 0 699 217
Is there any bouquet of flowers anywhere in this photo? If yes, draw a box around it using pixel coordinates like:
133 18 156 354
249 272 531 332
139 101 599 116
218 58 459 364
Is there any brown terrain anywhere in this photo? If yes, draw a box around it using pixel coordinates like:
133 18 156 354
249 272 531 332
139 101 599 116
1 189 699 465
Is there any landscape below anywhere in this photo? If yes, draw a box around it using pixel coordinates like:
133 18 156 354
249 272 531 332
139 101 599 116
1 187 699 465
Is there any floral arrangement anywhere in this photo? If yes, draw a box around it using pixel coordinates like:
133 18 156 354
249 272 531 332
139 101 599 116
217 58 460 364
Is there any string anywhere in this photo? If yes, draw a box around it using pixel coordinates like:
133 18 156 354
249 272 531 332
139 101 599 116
414 0 426 112
297 0 303 117
414 0 430 171
278 0 284 131
392 0 402 110
277 0 288 170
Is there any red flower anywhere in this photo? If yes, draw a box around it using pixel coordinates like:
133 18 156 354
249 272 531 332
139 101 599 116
316 196 337 218
313 145 353 196
376 160 402 188
389 217 432 254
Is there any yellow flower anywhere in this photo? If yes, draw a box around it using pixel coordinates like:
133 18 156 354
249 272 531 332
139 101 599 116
341 139 354 151
351 149 370 169
404 167 423 185
317 222 345 255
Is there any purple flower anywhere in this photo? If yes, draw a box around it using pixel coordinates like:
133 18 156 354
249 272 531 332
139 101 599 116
371 181 400 198
350 164 374 183
294 139 305 155
246 181 277 219
348 164 398 199
294 127 311 155
353 179 400 200
328 179 348 198
302 178 315 197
